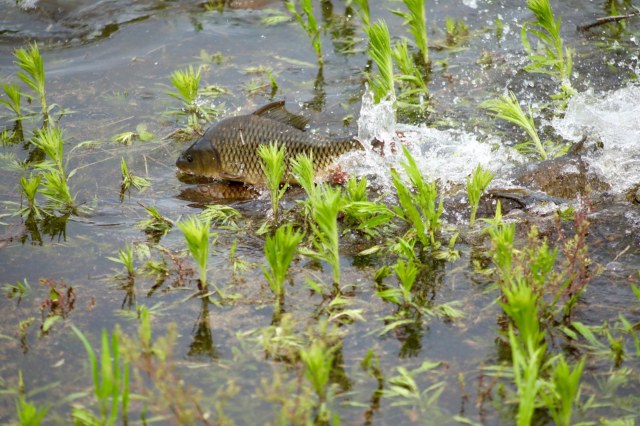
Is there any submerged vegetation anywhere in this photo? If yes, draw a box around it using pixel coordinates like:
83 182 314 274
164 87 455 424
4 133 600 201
1 1 640 425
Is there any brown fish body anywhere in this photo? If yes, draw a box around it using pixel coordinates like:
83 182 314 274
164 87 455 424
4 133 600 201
176 101 362 185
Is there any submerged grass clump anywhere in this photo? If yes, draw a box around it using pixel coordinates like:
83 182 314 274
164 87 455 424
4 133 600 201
263 223 302 304
258 142 288 223
178 216 216 293
286 0 323 67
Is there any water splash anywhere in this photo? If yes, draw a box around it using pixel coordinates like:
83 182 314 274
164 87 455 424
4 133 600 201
342 91 518 193
552 85 640 193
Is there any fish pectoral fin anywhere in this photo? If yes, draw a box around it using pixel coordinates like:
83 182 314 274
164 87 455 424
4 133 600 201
218 171 246 182
252 100 309 131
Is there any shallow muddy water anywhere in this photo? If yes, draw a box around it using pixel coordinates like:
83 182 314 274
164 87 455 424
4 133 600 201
1 0 640 424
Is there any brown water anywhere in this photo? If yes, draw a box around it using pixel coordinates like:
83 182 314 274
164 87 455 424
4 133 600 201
1 0 640 424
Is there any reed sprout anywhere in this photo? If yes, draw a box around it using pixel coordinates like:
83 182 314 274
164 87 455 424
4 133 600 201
258 142 288 223
15 371 49 426
1 82 23 124
377 258 418 307
391 0 430 67
14 42 50 126
391 39 429 108
481 91 562 160
307 185 344 285
286 0 323 67
178 216 216 292
291 151 316 199
263 224 302 301
300 340 334 405
391 146 443 249
522 0 573 86
466 164 494 226
351 0 370 26
72 327 130 426
108 243 136 279
365 20 395 102
30 126 75 212
120 158 150 198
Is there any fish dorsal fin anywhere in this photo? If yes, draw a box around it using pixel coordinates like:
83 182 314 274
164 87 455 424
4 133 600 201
252 101 309 131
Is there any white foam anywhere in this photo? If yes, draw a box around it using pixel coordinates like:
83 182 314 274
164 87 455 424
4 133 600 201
552 85 640 193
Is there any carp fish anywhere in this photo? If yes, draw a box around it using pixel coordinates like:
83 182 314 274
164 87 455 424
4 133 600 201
175 101 363 185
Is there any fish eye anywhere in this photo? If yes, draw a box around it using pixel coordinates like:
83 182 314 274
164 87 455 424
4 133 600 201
186 154 193 163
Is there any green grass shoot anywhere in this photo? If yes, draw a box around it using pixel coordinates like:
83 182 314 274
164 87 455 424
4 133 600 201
136 204 173 238
541 355 585 426
391 38 429 109
15 371 49 426
481 91 554 160
14 42 49 126
18 174 42 218
286 0 323 67
30 126 75 212
258 142 288 223
300 339 334 403
0 82 23 122
352 0 370 26
365 20 395 102
199 204 241 230
71 326 130 426
391 0 430 67
291 151 316 199
377 258 418 307
445 17 470 46
522 0 573 84
168 65 201 106
391 146 443 249
466 164 494 226
120 158 150 197
178 216 216 292
263 224 303 299
108 243 136 279
307 185 344 285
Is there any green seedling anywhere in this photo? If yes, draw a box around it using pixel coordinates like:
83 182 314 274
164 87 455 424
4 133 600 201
136 204 173 238
108 243 136 279
168 65 201 106
4 279 31 303
120 158 150 198
352 0 370 26
15 370 49 426
286 0 323 67
300 339 335 405
481 91 568 160
444 17 470 46
377 258 418 307
14 42 50 126
30 126 75 212
391 38 429 109
18 174 43 218
71 326 130 426
178 216 217 293
291 151 316 199
258 142 288 223
306 185 344 285
508 326 545 426
522 0 573 91
466 164 494 226
391 146 443 250
262 224 303 301
0 82 24 131
541 355 585 426
199 204 241 230
365 20 395 102
113 124 154 145
392 0 430 67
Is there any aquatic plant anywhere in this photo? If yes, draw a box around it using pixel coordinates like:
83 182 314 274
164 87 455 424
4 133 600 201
466 164 494 226
18 174 43 219
300 339 335 408
351 0 370 26
305 185 344 285
391 146 443 250
71 326 130 426
290 151 316 199
377 258 418 307
30 126 75 212
258 142 288 223
481 91 568 160
178 216 216 293
136 204 173 239
166 65 221 132
112 124 154 146
0 82 24 139
108 243 136 279
286 0 323 67
522 0 574 94
199 204 241 230
391 0 430 67
263 223 303 302
365 20 396 102
120 158 150 198
14 370 49 426
391 38 429 110
541 356 585 426
14 42 50 126
444 17 470 46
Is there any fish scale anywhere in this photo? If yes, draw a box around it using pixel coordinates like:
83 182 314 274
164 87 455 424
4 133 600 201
176 101 363 185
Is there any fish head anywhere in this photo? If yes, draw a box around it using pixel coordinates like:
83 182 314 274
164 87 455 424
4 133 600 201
176 134 223 178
